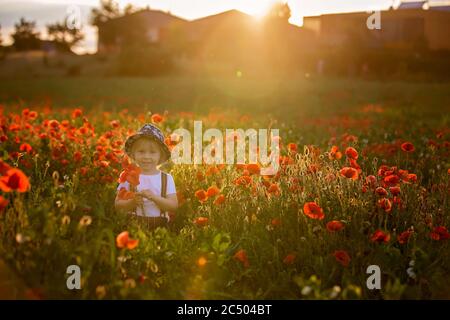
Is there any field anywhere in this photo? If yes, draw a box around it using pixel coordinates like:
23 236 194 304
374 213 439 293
0 76 449 299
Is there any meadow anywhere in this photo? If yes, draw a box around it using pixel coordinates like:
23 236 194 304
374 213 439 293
0 76 449 299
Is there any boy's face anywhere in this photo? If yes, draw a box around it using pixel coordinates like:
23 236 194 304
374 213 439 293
131 138 162 170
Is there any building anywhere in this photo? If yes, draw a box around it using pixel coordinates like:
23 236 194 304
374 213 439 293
96 9 187 53
302 1 450 51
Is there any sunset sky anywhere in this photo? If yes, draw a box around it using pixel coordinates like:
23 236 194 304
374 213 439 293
1 0 448 53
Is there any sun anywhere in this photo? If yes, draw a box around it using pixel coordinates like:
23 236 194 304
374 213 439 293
237 0 278 18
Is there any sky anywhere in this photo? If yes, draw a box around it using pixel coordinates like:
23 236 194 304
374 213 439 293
0 0 448 53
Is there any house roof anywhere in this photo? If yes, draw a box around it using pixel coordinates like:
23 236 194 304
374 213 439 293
99 9 187 28
397 1 427 9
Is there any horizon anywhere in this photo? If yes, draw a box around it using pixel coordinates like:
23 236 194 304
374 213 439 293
1 0 449 54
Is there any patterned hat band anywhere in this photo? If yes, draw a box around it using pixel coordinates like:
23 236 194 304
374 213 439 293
124 124 171 162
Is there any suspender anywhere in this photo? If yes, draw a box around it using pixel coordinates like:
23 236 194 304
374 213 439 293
160 171 167 218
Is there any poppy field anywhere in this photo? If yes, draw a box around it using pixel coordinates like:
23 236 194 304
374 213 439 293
0 77 449 300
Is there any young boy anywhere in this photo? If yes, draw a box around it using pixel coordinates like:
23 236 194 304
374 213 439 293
115 124 178 229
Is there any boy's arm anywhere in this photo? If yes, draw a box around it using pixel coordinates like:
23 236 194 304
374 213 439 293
139 191 178 212
114 194 143 213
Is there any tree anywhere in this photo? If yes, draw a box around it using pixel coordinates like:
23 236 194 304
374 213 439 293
47 18 85 52
266 2 291 22
91 0 121 26
11 18 41 51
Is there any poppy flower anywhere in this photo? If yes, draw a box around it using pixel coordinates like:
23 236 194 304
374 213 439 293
349 159 361 173
303 202 325 220
333 250 351 267
194 216 208 227
267 183 280 195
271 218 281 227
377 198 392 213
118 164 141 187
401 142 415 153
246 163 261 175
283 253 296 265
0 196 8 212
365 175 377 187
406 174 417 183
287 143 298 153
345 147 358 160
213 194 226 205
329 146 342 160
397 229 413 244
233 249 250 268
340 167 359 180
326 220 344 232
19 143 32 153
117 188 135 200
116 231 139 250
72 109 82 118
151 113 163 123
195 189 208 202
206 186 220 197
375 187 388 196
370 230 390 243
389 186 401 196
0 168 30 193
430 226 450 241
384 174 400 186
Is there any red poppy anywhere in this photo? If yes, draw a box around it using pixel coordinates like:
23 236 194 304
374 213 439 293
287 143 297 153
377 198 392 213
303 202 325 220
329 146 342 160
397 229 413 244
430 226 450 241
401 142 415 153
365 175 377 187
340 167 359 180
345 147 358 160
283 253 296 265
246 163 261 175
118 164 141 187
333 250 351 267
194 217 208 227
384 174 400 186
271 218 281 227
0 168 30 193
195 189 208 202
117 188 135 200
116 231 139 250
234 249 250 268
19 143 32 153
406 174 417 183
349 159 361 173
206 186 220 197
267 183 280 195
375 187 388 196
389 186 401 196
326 220 344 232
151 113 164 123
370 230 390 243
72 109 83 119
213 194 226 205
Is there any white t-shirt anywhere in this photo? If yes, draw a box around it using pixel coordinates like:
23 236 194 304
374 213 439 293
116 171 176 218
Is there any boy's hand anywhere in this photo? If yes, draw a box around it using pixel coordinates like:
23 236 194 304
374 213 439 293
133 193 144 207
138 189 157 201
